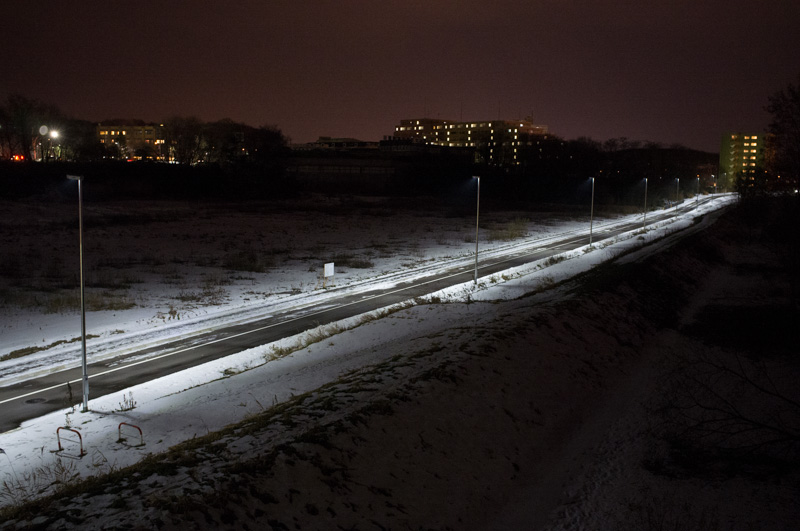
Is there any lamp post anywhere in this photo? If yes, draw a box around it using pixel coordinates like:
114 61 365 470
49 130 59 161
67 175 89 412
589 177 595 245
675 178 680 205
642 178 648 230
473 176 480 284
696 176 700 207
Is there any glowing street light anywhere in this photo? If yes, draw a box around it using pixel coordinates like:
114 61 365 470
473 176 480 284
67 175 89 412
49 130 59 161
589 177 595 245
675 177 680 204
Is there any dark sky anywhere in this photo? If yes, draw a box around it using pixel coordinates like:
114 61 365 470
3 1 798 152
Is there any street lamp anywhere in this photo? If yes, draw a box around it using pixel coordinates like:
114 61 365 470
67 175 89 412
696 176 700 207
473 176 480 284
49 131 59 161
589 177 595 245
675 178 680 205
642 178 648 230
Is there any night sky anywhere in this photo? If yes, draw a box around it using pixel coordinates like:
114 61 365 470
3 1 798 152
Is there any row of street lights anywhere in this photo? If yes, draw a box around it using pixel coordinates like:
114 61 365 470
473 174 708 283
70 172 710 410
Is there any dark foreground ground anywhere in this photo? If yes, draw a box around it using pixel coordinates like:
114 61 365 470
1 196 798 530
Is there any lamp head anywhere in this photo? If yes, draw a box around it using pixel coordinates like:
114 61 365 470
67 174 83 181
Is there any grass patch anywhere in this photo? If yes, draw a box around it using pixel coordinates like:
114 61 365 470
331 253 374 269
223 250 274 273
1 335 101 362
0 289 134 313
487 217 528 241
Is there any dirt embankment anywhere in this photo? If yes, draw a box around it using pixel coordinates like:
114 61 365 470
3 197 798 530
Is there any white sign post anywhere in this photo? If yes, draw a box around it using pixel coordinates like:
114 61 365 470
323 262 334 288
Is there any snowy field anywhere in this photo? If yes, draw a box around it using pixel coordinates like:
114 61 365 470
0 195 736 515
1 195 688 388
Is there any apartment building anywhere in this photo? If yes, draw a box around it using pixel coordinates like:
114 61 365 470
720 132 765 176
97 121 167 160
393 117 548 164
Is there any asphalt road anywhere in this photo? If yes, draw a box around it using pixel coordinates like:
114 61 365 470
0 198 719 432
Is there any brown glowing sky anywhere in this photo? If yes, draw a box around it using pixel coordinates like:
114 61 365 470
3 1 798 152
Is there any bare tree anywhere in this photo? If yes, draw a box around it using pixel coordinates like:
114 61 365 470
163 116 205 164
766 75 800 181
659 350 800 460
0 94 62 161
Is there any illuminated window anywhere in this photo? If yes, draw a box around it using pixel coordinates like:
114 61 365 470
752 136 758 139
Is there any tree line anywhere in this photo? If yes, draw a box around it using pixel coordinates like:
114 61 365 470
0 94 289 166
2 74 797 202
0 94 292 199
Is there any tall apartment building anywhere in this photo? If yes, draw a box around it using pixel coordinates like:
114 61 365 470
393 118 548 164
720 132 765 177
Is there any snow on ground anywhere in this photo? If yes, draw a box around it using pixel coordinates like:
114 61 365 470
1 197 598 386
0 195 736 513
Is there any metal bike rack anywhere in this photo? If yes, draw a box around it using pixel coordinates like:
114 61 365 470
56 427 87 457
118 422 144 447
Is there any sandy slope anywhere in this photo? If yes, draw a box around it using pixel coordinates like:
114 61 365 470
2 197 798 530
